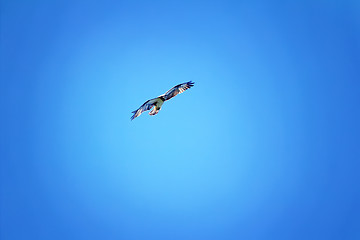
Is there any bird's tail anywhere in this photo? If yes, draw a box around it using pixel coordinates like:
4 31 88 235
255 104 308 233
149 107 160 115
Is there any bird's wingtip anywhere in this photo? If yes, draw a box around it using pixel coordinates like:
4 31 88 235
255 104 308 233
130 112 136 120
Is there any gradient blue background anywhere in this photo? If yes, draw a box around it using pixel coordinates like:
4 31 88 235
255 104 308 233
1 1 360 239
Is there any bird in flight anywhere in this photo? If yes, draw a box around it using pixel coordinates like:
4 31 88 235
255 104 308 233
131 81 195 120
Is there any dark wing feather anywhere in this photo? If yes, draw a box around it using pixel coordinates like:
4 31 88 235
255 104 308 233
163 81 195 101
130 98 158 120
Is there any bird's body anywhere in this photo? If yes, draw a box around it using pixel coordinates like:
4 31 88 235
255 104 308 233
131 81 194 120
149 96 164 115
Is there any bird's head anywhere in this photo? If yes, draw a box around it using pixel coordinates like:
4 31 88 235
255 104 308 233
159 95 165 101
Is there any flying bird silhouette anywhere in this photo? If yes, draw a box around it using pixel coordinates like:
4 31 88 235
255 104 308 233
131 81 195 120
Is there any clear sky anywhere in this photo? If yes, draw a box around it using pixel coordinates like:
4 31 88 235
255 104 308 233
1 1 360 240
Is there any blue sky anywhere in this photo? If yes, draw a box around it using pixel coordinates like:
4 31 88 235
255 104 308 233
1 1 359 239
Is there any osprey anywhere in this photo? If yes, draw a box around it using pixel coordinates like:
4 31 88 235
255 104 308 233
131 81 195 120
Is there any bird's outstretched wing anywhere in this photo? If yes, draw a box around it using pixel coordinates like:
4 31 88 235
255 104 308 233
131 98 158 120
163 81 195 101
